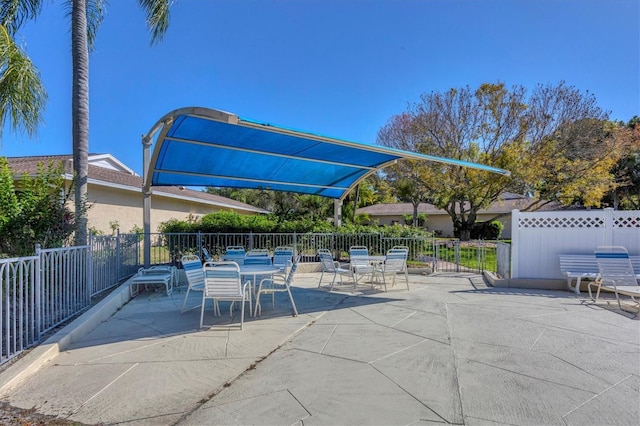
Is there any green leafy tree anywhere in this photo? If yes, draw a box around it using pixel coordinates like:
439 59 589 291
1 0 174 247
378 82 613 240
0 157 75 256
0 156 18 229
602 117 640 209
376 113 434 227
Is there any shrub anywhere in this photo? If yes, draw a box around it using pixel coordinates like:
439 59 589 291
0 158 76 256
470 220 504 240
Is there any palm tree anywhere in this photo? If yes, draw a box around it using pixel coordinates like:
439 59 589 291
0 23 47 140
1 0 173 245
71 0 172 245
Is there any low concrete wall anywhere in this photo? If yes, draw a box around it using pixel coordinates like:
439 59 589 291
484 271 571 291
297 263 432 275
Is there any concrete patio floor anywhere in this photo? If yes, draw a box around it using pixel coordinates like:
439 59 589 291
0 271 638 425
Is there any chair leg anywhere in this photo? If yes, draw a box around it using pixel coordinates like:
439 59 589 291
329 273 337 291
254 295 261 317
286 284 299 316
240 295 245 330
319 271 325 287
181 287 191 314
199 297 206 328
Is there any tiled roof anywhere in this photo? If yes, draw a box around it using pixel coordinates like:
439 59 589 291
5 155 269 214
357 195 561 216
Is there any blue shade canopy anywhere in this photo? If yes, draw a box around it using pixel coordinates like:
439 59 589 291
143 107 510 200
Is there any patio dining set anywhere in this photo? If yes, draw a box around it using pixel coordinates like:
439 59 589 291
318 245 411 292
129 244 412 330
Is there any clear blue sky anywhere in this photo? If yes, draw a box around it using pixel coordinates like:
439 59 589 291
1 0 638 175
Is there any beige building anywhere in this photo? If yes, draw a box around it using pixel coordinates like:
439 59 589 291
7 154 268 234
356 193 560 239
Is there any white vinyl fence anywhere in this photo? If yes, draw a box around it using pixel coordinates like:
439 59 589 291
511 208 640 280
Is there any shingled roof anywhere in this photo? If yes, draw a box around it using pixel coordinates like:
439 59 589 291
5 154 269 214
357 193 560 216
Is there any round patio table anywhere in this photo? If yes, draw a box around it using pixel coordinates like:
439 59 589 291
239 264 298 317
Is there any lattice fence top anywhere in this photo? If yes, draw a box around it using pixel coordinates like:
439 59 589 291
614 214 640 228
519 216 605 228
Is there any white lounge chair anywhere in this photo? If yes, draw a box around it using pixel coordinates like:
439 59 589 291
589 246 640 312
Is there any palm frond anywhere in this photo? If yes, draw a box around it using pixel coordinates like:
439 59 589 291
138 0 171 45
0 0 43 35
0 24 47 139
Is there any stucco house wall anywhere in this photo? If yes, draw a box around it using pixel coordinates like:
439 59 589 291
7 154 268 235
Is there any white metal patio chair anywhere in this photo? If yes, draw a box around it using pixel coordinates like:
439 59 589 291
201 261 251 329
349 245 369 257
349 246 374 284
318 249 352 290
181 254 205 313
223 246 246 264
244 248 272 265
254 254 301 316
202 247 213 262
273 246 294 276
589 246 640 312
375 249 410 291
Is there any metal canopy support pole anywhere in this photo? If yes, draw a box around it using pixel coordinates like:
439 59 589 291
142 135 152 268
334 199 342 227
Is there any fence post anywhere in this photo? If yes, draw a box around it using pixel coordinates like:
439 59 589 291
116 230 121 280
87 234 94 300
35 243 42 341
197 232 202 260
603 207 614 246
511 209 520 279
293 231 298 257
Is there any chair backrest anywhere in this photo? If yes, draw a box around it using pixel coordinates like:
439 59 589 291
318 250 337 272
246 248 270 257
595 246 638 287
285 254 302 285
203 261 243 297
244 248 272 265
349 245 369 257
387 248 408 270
224 246 246 264
384 256 406 272
226 245 245 252
386 249 408 260
390 246 409 257
202 247 213 262
182 254 204 288
273 246 294 268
